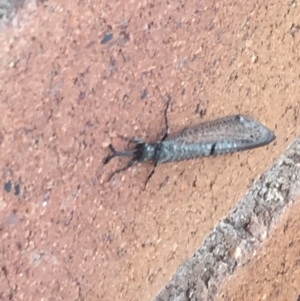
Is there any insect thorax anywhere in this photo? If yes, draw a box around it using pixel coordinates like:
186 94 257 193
134 142 157 162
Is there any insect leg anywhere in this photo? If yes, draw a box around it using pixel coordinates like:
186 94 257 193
143 162 158 190
117 135 144 144
161 95 171 141
142 96 171 189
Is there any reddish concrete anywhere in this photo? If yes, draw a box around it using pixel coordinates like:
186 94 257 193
0 0 299 300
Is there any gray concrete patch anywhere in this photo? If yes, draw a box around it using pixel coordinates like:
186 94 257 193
154 136 300 301
0 0 24 23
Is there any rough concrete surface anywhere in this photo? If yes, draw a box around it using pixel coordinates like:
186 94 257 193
217 195 300 301
0 0 300 301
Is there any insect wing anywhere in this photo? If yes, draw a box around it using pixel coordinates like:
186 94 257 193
165 115 275 153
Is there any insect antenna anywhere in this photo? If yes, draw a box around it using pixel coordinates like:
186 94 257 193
103 94 172 187
103 144 135 165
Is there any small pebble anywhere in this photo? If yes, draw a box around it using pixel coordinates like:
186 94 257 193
251 53 258 63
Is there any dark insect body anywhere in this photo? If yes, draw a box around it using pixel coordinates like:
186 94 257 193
103 113 275 184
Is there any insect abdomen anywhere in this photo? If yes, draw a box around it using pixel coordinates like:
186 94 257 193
155 141 215 163
155 137 273 164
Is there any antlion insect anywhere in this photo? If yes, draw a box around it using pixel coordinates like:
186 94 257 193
103 100 275 186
